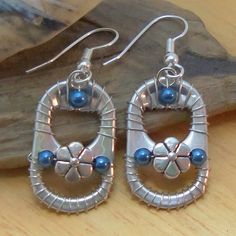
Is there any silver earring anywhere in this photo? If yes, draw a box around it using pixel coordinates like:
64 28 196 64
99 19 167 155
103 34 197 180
105 15 208 209
27 28 119 213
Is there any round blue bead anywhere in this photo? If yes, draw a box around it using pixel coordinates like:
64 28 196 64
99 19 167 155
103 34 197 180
94 156 111 173
38 150 54 168
69 89 88 108
134 148 152 165
158 87 177 105
190 148 207 166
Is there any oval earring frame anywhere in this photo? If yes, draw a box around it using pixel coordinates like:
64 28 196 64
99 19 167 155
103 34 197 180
126 78 208 209
29 79 116 213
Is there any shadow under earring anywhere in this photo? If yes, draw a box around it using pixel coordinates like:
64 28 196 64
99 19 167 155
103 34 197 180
104 15 208 210
27 28 118 213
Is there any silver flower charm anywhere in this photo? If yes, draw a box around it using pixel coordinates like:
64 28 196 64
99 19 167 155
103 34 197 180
55 142 93 183
153 137 191 179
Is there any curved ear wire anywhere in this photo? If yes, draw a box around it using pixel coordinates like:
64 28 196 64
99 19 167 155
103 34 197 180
103 15 188 66
26 28 119 74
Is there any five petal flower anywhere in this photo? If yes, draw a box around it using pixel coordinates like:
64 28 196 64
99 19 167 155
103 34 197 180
153 137 191 179
55 142 93 183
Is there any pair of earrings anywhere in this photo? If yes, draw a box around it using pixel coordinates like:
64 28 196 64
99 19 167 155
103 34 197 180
27 15 208 213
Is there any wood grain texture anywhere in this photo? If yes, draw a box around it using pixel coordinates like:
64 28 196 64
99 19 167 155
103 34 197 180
0 0 236 235
0 0 100 61
0 0 236 169
1 111 236 236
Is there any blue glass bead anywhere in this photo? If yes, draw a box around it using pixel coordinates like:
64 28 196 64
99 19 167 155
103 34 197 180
158 87 177 105
134 148 152 165
94 156 111 173
190 148 207 166
38 150 54 168
69 89 88 108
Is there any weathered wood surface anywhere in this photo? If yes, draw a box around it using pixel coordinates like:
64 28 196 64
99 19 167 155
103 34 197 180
0 0 236 168
1 111 236 235
0 0 100 61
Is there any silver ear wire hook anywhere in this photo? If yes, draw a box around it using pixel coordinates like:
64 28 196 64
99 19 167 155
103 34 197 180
103 15 188 66
26 28 119 74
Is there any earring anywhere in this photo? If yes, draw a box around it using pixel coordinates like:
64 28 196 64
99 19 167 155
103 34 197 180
27 28 119 213
104 15 208 209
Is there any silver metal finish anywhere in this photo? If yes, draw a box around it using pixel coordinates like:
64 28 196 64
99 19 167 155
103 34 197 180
29 80 115 213
28 28 118 213
103 15 188 66
55 143 93 182
126 78 208 209
153 138 191 179
26 27 119 73
104 15 209 209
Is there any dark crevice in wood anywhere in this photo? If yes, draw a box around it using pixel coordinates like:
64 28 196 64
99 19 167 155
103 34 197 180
182 52 236 77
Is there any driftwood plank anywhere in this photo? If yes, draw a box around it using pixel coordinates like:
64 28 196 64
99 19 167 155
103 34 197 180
0 0 100 61
0 0 236 168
